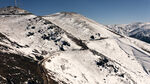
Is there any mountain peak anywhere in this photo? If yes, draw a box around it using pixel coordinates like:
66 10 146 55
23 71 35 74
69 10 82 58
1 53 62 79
0 6 31 15
45 12 81 17
59 12 78 15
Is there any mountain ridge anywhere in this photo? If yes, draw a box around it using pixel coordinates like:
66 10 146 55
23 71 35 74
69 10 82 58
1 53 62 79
107 22 150 43
0 6 32 15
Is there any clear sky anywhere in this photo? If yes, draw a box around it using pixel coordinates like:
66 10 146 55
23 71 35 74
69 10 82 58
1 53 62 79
0 0 150 24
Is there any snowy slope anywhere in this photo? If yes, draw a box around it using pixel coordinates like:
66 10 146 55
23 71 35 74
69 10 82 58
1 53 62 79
0 7 150 84
43 12 119 41
0 8 82 60
0 7 82 83
44 50 150 84
107 22 150 43
43 12 150 84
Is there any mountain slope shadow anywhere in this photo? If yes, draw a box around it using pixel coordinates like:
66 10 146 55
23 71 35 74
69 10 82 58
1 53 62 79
0 51 44 84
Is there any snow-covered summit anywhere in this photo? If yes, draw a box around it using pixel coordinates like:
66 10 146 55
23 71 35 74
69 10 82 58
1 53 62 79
44 12 118 41
0 6 31 15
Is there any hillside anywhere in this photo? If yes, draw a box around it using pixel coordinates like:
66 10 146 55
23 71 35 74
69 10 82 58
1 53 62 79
0 7 150 84
43 12 150 84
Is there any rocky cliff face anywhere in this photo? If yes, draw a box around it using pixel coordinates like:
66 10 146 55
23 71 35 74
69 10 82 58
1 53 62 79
0 7 150 84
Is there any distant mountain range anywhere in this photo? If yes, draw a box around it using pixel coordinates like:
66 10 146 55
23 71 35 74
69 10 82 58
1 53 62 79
0 6 150 84
107 22 150 43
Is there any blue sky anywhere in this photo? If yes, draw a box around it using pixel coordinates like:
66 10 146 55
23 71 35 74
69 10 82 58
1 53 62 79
0 0 150 24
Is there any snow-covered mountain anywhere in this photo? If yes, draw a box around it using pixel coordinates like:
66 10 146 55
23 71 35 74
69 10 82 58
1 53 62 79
0 7 150 84
43 12 150 84
0 7 81 84
107 22 150 43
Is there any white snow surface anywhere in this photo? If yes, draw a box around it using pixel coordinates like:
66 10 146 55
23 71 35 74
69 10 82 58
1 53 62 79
43 12 150 84
44 50 150 84
0 12 81 59
43 12 119 41
0 8 150 84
